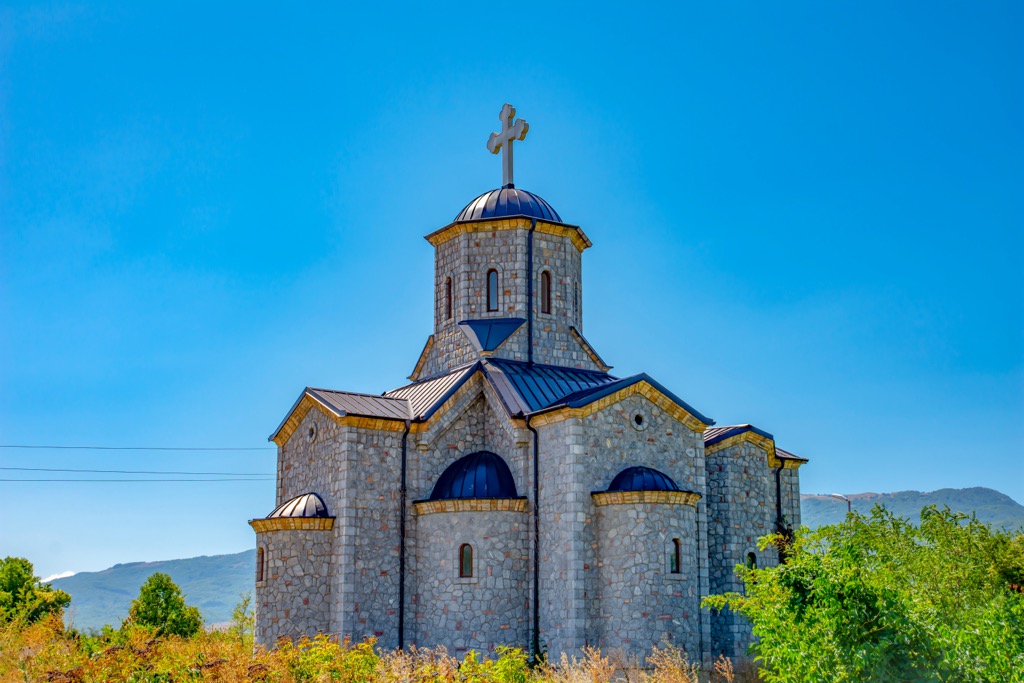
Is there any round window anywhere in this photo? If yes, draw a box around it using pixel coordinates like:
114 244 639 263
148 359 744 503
307 423 318 442
630 411 648 431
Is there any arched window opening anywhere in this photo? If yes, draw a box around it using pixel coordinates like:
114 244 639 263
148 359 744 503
540 271 552 315
445 277 453 320
459 543 474 578
670 538 682 574
486 269 499 312
746 552 757 570
573 281 579 321
256 547 265 583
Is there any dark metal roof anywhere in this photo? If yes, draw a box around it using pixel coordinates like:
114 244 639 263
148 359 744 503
541 373 715 426
308 387 411 421
605 466 680 493
384 363 477 419
455 187 562 223
268 492 330 518
777 447 809 462
482 358 618 414
428 451 519 501
458 318 525 353
704 424 774 446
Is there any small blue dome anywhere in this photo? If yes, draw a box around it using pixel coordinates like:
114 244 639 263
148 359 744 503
455 187 562 223
268 492 329 518
606 466 680 493
429 451 519 501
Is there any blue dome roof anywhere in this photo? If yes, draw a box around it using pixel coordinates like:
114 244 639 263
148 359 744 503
606 466 680 493
455 187 562 223
429 451 519 501
268 492 330 518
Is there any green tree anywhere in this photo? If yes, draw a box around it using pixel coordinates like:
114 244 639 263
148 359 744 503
229 590 254 647
0 556 71 623
125 572 202 637
704 506 1024 683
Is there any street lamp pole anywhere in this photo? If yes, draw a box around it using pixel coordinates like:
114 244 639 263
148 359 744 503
830 493 852 514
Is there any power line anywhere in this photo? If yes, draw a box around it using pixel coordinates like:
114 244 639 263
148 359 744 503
0 467 272 476
0 444 273 451
0 478 274 483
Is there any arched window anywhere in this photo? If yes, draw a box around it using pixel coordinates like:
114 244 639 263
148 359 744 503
445 276 453 320
486 269 499 312
256 547 265 583
746 552 757 570
459 543 473 578
540 271 552 315
670 538 682 574
573 281 579 321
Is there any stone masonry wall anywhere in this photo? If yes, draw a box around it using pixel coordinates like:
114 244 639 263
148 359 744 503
595 502 701 659
255 528 332 646
705 441 778 658
538 393 709 663
413 509 529 653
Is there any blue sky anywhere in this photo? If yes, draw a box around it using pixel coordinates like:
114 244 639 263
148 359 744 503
1 1 1021 580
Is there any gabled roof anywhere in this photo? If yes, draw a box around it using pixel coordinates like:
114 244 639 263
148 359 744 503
776 447 809 463
272 359 714 442
704 424 774 446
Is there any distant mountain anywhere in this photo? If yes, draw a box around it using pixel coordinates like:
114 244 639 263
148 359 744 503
52 550 254 631
801 487 1024 531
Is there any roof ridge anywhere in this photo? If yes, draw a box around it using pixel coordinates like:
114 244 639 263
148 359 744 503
308 386 410 402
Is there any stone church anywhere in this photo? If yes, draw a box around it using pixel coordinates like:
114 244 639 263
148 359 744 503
249 104 807 663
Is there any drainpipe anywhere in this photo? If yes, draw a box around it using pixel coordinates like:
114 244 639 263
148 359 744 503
526 218 538 364
398 419 411 648
773 460 790 562
526 415 540 660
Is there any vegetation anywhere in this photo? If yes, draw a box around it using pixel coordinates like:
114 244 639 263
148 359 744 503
125 573 203 638
0 557 71 625
705 506 1024 682
0 617 744 683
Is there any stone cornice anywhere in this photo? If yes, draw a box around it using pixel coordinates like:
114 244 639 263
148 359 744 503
249 517 335 533
424 218 592 253
591 490 701 507
414 497 528 515
528 380 710 433
408 335 435 381
705 431 782 467
570 326 612 372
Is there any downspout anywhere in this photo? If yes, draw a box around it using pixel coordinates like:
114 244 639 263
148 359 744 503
526 414 540 660
398 418 411 648
526 218 538 364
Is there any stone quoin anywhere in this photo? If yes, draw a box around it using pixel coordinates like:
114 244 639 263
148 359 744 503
249 104 808 664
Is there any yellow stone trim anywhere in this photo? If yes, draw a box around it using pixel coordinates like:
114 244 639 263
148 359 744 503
782 459 805 470
249 517 335 533
414 498 528 515
705 431 782 467
272 395 409 446
570 327 611 372
425 218 592 253
527 381 710 433
408 335 435 381
592 490 701 507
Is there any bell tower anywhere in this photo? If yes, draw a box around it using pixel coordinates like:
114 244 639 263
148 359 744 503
409 104 609 381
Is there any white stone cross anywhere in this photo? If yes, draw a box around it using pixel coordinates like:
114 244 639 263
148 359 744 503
487 103 529 188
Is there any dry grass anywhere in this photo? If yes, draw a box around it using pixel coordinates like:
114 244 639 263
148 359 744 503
0 616 761 683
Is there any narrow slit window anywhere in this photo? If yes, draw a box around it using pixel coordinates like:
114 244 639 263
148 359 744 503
486 269 499 312
573 281 579 320
746 552 757 570
541 271 552 314
670 539 681 574
256 547 265 583
459 543 473 578
445 277 453 320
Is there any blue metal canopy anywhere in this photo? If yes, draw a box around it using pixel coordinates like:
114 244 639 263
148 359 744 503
606 466 680 493
429 451 519 501
455 187 562 223
458 318 526 354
